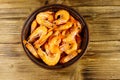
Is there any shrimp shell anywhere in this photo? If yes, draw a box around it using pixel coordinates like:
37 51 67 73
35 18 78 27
28 25 47 43
55 22 73 30
54 10 70 25
36 11 54 28
23 40 39 58
34 31 53 49
31 20 37 33
60 51 78 64
37 48 61 66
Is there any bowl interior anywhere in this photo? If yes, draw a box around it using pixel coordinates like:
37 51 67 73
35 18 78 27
21 4 89 69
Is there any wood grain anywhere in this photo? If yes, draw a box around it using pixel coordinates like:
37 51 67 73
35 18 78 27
64 0 120 6
0 0 120 80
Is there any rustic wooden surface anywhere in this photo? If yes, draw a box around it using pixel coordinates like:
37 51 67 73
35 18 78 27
0 0 120 80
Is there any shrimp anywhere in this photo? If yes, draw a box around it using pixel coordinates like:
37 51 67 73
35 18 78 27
28 25 47 43
36 11 54 28
37 48 61 66
76 21 82 33
60 51 78 63
31 20 37 33
69 16 82 33
48 36 62 54
70 16 77 24
60 39 78 54
54 10 70 25
63 27 79 42
55 22 73 30
34 31 53 49
65 40 78 54
61 27 79 54
23 40 39 58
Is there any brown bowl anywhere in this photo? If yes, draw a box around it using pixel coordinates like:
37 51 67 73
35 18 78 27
21 4 89 69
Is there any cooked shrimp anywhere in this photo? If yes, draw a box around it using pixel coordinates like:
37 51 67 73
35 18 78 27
60 39 78 54
45 11 53 15
76 21 82 33
48 36 62 54
28 25 47 42
34 31 53 48
44 43 50 54
23 10 82 65
31 20 37 33
36 11 54 28
61 27 79 54
60 43 69 52
69 16 82 33
60 51 78 63
54 10 70 25
70 16 77 24
37 48 61 66
65 40 78 54
54 30 60 36
55 22 73 30
63 27 78 42
23 40 39 58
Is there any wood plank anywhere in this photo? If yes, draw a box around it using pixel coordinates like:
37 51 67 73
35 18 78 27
81 59 120 79
73 6 120 18
0 8 30 14
64 0 120 6
0 6 120 18
0 0 120 6
0 34 20 44
0 0 45 9
0 0 45 4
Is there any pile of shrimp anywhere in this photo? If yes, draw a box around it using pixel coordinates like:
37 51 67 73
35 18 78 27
23 10 82 66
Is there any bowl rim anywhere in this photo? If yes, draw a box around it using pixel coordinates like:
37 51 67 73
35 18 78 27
21 4 89 70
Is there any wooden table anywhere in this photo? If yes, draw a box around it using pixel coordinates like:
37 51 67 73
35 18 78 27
0 0 120 80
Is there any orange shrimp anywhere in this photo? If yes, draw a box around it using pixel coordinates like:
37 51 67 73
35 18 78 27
61 27 79 54
23 10 83 65
60 51 78 63
37 48 61 66
54 10 70 25
23 40 39 58
65 40 78 54
55 22 73 30
36 11 54 28
76 21 82 33
48 36 62 54
31 20 37 33
63 27 79 42
70 16 77 24
34 31 53 49
28 25 47 43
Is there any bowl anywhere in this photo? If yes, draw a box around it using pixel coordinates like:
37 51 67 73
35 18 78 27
21 4 89 69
